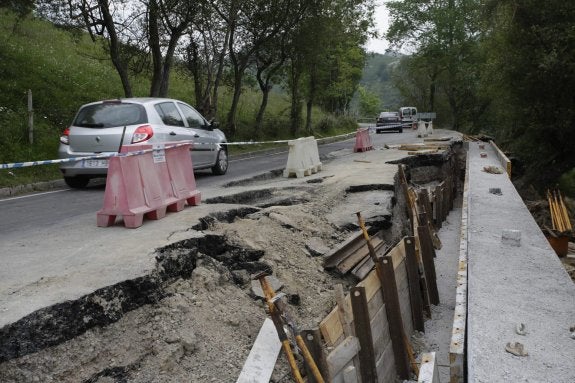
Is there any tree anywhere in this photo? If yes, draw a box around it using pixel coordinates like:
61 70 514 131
386 0 483 130
38 0 145 98
145 0 198 97
212 0 306 138
357 85 381 117
287 0 375 135
480 0 575 188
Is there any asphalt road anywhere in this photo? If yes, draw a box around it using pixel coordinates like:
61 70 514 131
0 127 419 238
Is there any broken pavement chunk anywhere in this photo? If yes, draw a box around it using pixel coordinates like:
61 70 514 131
515 323 527 336
483 165 504 174
250 275 283 299
505 342 528 357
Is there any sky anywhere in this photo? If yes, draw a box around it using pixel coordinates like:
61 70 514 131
366 2 391 54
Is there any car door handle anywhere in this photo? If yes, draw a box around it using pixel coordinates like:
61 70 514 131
194 134 200 138
169 131 177 136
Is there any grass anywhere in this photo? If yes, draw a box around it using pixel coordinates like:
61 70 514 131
0 10 357 189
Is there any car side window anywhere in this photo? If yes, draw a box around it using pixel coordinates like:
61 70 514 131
178 103 205 129
154 102 185 127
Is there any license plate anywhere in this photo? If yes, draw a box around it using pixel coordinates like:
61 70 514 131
83 159 108 168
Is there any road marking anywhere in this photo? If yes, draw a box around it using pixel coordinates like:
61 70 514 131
0 189 69 202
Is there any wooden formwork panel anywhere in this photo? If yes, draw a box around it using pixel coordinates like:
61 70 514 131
321 239 415 383
320 247 406 347
489 140 512 178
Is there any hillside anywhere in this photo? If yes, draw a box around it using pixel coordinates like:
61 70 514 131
360 52 402 111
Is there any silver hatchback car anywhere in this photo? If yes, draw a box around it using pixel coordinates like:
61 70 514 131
58 98 228 188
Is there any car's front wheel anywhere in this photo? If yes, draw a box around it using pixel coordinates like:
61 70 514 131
64 176 90 189
211 149 228 175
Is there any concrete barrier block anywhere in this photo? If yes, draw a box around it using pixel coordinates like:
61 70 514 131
97 142 200 228
284 137 322 178
353 128 373 152
417 121 428 138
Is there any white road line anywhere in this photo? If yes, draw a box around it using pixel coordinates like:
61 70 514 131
0 189 69 202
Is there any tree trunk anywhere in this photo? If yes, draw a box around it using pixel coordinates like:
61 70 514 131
98 0 132 97
254 85 270 138
148 0 163 97
290 63 302 137
211 26 230 120
226 67 244 138
158 30 183 97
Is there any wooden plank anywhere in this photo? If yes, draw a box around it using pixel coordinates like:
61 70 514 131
404 236 425 332
323 231 366 269
303 328 330 383
320 245 407 346
379 256 410 379
434 184 443 229
352 241 390 280
351 254 373 280
370 304 391 359
335 284 361 382
351 286 377 383
442 183 449 222
375 336 397 383
337 238 384 274
418 223 440 305
489 140 512 177
418 352 440 383
398 165 413 232
327 336 360 378
236 318 282 383
396 260 414 337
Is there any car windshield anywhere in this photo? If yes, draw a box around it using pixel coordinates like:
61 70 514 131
74 103 147 128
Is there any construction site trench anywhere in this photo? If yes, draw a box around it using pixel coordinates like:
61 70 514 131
1 141 467 382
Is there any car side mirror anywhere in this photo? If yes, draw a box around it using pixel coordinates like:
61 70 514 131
209 119 219 130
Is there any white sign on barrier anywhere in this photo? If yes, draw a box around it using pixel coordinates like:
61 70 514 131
152 144 166 163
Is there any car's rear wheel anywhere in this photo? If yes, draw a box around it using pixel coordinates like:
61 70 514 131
211 149 228 175
64 176 90 189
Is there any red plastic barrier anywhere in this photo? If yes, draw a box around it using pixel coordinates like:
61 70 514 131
354 128 373 152
96 142 200 228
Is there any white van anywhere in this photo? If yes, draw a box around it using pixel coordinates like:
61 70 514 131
399 106 418 129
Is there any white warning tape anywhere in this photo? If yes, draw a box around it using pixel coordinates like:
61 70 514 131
1 132 358 170
0 142 193 170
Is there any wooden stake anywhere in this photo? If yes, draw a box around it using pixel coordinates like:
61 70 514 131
350 287 377 383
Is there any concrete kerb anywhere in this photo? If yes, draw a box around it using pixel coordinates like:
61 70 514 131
449 148 470 383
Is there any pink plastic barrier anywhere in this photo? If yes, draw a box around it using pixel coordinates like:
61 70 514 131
353 128 373 152
96 142 201 228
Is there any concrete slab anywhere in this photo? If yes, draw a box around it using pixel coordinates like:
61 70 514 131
466 142 575 382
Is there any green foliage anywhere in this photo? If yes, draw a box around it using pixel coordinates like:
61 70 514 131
313 114 358 136
360 53 402 109
480 0 575 189
386 0 483 130
558 169 575 198
356 85 381 117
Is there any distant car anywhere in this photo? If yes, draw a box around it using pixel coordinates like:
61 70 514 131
58 98 228 188
399 106 418 129
375 111 403 133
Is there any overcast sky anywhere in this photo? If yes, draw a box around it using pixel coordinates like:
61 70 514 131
366 2 390 54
